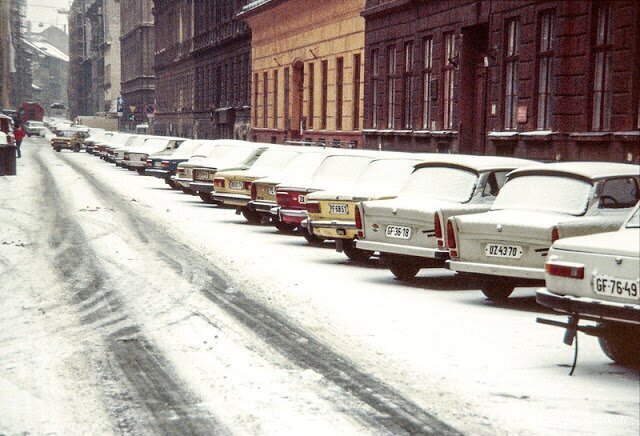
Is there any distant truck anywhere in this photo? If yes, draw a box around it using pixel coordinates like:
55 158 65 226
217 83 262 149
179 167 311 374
18 102 44 125
75 115 118 131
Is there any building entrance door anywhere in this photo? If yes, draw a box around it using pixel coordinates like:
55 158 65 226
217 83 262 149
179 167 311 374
291 60 304 139
460 24 489 154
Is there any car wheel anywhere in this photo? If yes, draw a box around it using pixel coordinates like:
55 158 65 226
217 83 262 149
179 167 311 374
598 323 640 366
300 226 324 244
136 168 146 175
54 146 61 152
342 240 373 262
198 192 215 204
241 209 262 224
274 220 296 233
385 256 420 281
479 280 514 302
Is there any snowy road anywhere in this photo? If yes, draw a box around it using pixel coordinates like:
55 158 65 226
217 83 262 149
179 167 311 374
0 137 638 435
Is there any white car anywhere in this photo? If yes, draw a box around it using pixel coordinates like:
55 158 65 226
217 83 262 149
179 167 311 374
355 155 535 278
123 136 184 174
446 162 640 302
536 204 640 365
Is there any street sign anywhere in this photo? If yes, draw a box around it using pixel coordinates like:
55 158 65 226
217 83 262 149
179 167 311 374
145 104 156 118
117 96 124 116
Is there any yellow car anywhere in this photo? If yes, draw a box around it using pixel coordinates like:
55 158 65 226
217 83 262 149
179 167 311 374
304 155 430 260
212 146 319 222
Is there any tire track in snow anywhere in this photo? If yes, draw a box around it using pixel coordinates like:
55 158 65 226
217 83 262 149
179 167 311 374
36 150 228 436
57 152 462 435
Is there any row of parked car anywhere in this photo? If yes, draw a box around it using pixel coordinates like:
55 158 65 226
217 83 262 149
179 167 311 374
70 129 640 367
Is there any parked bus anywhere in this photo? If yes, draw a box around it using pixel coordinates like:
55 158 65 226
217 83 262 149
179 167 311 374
18 102 44 125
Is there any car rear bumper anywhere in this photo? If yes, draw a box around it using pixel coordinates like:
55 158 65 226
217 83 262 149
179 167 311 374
279 208 307 224
249 200 277 214
536 288 640 325
146 169 171 179
308 219 357 239
189 182 214 193
446 260 545 280
211 192 251 207
356 240 449 260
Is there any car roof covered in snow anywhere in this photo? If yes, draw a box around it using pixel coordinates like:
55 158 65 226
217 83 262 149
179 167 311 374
508 161 640 182
414 154 536 173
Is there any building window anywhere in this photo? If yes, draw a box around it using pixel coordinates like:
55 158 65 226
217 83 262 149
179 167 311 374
263 71 268 128
308 63 314 129
353 53 361 131
387 45 397 129
253 72 258 126
422 37 433 130
592 3 612 131
371 49 379 129
637 96 640 129
284 67 290 130
443 32 456 130
402 41 414 129
536 11 554 130
321 60 328 129
273 69 279 129
504 20 520 130
336 57 344 130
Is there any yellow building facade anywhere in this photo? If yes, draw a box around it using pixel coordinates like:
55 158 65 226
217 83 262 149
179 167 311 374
240 0 365 147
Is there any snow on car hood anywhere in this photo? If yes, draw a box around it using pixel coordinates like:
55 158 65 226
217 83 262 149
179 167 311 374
551 228 640 258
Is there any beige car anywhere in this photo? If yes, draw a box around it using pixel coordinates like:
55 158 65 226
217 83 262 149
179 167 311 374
536 204 639 365
355 155 535 278
446 162 640 302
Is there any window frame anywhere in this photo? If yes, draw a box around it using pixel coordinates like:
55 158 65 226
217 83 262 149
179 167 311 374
503 19 520 131
535 10 555 130
442 32 456 130
321 60 328 130
273 69 279 129
353 53 361 131
422 36 433 130
386 44 397 129
402 40 414 129
308 62 314 129
336 57 344 131
591 2 613 131
371 49 379 129
262 71 268 128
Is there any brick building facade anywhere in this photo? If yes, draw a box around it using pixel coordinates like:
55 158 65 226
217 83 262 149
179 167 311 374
239 0 365 146
120 0 155 130
361 0 640 163
152 0 251 139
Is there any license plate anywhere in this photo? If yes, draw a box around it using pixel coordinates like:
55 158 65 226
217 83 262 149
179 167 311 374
485 243 524 259
268 186 276 195
386 225 411 239
329 204 348 215
230 180 243 190
593 275 639 301
196 170 209 180
154 161 162 168
298 195 307 204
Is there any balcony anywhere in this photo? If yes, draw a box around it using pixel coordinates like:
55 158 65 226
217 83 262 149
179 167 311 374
192 21 248 53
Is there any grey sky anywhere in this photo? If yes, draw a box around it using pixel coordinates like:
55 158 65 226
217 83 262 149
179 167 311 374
26 0 73 33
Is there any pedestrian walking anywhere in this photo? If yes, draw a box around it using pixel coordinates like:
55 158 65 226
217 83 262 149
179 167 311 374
14 125 25 158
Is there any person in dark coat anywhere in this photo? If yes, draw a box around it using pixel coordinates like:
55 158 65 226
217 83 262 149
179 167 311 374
14 125 25 158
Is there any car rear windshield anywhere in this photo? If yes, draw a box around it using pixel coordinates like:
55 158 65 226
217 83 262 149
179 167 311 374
280 152 327 179
399 166 478 203
626 207 640 228
207 144 256 164
310 155 374 190
492 175 592 215
354 159 419 192
250 148 301 172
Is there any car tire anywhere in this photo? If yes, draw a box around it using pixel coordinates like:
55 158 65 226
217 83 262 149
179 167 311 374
342 240 373 262
598 323 640 366
54 146 61 152
136 168 146 175
274 220 296 233
388 261 420 281
300 226 324 244
241 209 262 224
479 280 514 302
198 192 215 204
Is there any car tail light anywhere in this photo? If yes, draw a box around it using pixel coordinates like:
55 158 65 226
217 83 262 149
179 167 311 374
355 205 363 238
447 219 458 258
306 202 320 214
243 180 252 191
146 159 153 168
276 191 290 207
251 183 258 200
177 168 185 176
140 156 146 162
162 161 170 169
545 262 585 279
124 153 130 161
552 226 560 243
213 177 225 189
434 212 443 248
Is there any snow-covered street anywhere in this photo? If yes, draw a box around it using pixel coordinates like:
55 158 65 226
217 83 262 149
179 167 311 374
1 137 638 435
